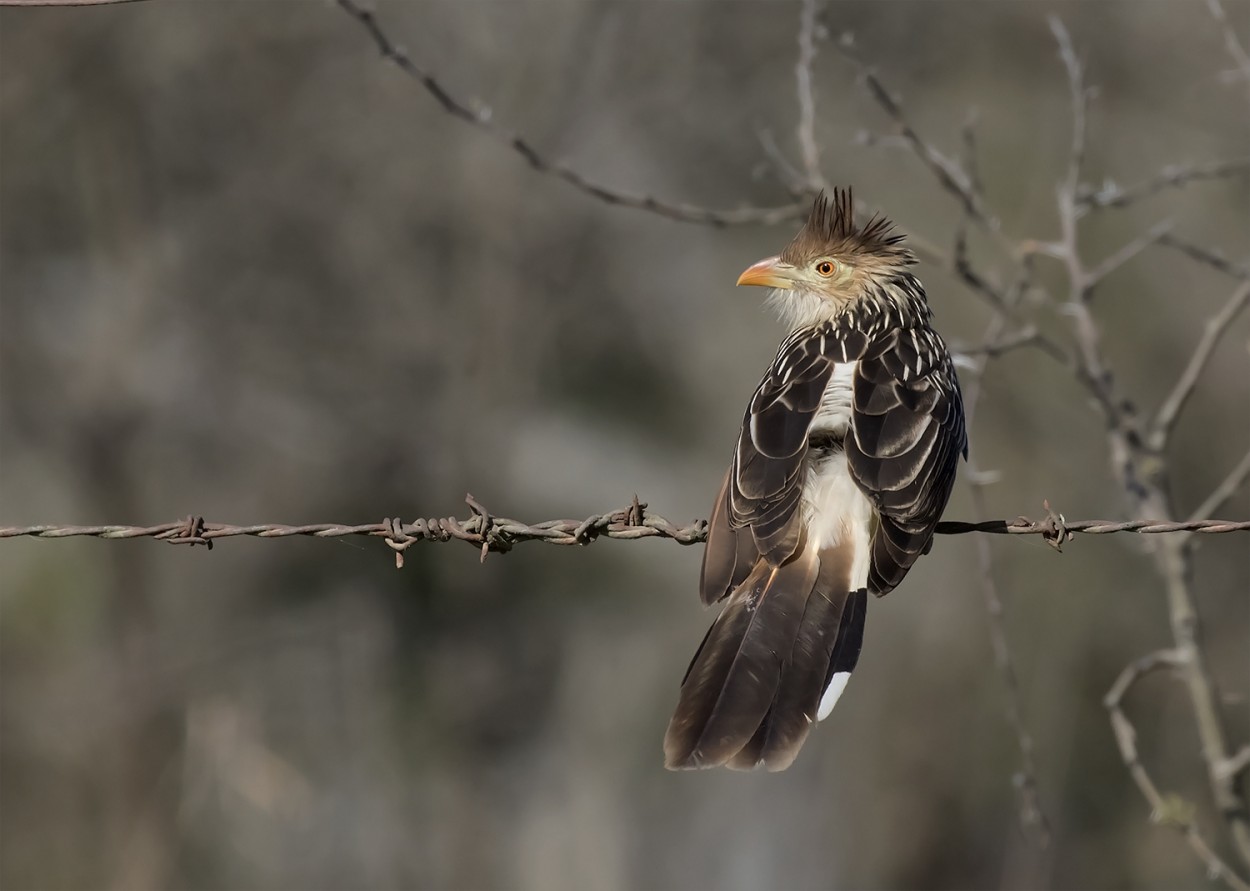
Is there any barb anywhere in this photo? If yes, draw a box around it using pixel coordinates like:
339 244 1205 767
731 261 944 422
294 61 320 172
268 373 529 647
333 0 804 228
3 499 1248 564
1105 650 1250 891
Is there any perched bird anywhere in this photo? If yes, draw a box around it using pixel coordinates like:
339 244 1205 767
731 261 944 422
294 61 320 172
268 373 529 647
664 189 967 771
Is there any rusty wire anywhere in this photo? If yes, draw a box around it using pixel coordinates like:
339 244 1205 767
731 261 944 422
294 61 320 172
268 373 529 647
1 495 1246 568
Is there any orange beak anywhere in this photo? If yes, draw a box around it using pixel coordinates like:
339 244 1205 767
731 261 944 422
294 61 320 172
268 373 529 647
736 255 795 289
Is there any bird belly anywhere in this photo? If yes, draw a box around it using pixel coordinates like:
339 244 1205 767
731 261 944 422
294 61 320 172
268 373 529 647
811 361 858 438
800 448 875 574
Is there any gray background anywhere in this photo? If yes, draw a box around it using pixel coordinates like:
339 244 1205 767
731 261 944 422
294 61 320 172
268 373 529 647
1 1 1247 889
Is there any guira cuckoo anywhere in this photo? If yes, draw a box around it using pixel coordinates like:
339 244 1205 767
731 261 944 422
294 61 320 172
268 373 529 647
664 189 967 771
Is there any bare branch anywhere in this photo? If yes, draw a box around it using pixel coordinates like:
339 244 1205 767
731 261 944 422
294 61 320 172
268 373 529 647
1221 747 1250 785
1078 158 1250 212
1035 26 1250 864
1207 0 1250 99
834 28 1124 419
795 0 827 189
951 325 1040 362
1188 447 1250 528
1152 280 1250 448
1085 220 1173 290
0 0 147 6
961 303 1052 847
1050 17 1088 201
835 38 1004 239
959 107 983 197
1104 651 1250 891
756 128 809 196
1047 19 1150 493
1160 233 1250 280
333 0 805 228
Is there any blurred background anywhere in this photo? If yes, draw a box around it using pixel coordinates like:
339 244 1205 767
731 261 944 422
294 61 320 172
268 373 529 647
1 1 1247 889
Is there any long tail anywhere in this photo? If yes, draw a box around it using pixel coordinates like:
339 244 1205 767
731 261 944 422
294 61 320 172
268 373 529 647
664 539 868 771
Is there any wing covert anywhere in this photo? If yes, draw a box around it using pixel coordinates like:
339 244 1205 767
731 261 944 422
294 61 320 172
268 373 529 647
846 326 967 595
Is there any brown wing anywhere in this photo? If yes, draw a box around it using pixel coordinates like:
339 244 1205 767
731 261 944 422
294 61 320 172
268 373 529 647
698 468 760 605
719 324 874 572
847 326 967 595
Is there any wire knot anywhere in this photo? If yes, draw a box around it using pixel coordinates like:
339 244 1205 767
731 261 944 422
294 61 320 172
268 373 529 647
1039 499 1072 552
164 515 212 549
382 517 419 569
466 494 511 562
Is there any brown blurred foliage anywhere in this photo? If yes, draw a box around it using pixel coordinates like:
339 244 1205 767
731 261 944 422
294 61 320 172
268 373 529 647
1 1 1247 889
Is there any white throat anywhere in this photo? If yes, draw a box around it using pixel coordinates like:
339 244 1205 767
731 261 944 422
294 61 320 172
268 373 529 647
766 287 842 331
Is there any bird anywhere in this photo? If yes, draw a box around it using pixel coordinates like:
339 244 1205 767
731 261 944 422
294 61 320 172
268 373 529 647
663 188 967 771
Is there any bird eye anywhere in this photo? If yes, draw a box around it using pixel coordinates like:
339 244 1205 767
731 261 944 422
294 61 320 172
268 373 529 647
815 260 838 277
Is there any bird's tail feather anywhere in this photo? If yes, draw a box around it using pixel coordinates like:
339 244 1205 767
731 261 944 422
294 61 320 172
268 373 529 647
664 538 867 771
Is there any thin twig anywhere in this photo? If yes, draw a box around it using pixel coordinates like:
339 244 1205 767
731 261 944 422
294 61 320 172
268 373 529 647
834 30 1114 416
834 36 1004 242
1042 23 1250 869
961 297 1052 845
1152 280 1250 448
333 0 804 228
1207 0 1250 100
951 325 1040 362
1222 747 1250 785
1188 447 1250 529
1160 234 1250 281
1084 220 1174 292
1077 158 1250 212
1104 650 1250 891
1051 17 1088 204
0 0 147 5
795 0 826 189
1049 17 1143 490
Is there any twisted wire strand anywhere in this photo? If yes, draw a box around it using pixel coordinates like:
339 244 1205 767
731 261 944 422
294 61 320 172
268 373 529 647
1 496 1246 567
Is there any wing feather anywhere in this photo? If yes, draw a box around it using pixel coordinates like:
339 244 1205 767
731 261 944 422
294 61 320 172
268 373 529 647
727 328 838 565
848 326 966 595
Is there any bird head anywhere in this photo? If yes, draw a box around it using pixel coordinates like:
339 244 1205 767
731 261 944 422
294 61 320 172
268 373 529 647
737 189 915 326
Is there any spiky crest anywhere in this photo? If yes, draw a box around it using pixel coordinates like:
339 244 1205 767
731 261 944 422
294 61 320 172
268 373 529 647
780 189 914 268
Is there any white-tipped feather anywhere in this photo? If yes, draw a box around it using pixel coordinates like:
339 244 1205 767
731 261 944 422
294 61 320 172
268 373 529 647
803 370 873 722
817 671 852 720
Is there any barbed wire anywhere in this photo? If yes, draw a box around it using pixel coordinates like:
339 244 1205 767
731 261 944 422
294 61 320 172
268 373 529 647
2 495 1246 568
